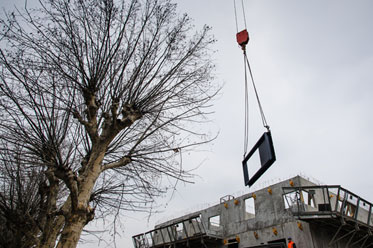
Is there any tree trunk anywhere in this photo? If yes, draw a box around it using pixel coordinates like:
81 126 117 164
39 215 65 248
56 150 103 248
56 215 86 248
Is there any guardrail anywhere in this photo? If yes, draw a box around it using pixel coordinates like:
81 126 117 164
132 215 213 248
282 185 373 227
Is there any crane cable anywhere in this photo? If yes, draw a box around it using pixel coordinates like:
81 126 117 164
234 0 270 157
233 0 247 32
243 50 270 132
243 50 249 155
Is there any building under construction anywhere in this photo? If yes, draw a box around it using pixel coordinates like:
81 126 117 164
133 176 373 248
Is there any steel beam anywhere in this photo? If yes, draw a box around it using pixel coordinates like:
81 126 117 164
330 227 355 246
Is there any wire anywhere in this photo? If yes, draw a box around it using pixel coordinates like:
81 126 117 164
243 51 249 155
233 0 239 33
244 50 270 130
236 0 269 156
234 0 248 32
241 0 247 29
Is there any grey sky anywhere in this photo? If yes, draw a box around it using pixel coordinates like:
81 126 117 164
120 1 373 247
1 0 373 247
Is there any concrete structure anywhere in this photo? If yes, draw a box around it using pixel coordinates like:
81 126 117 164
133 176 373 247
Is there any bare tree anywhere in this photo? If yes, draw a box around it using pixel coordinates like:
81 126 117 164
0 0 219 247
0 143 66 248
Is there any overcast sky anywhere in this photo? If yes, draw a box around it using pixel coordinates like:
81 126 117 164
2 0 373 247
118 1 373 247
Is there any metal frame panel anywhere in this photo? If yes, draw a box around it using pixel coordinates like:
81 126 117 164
242 131 276 187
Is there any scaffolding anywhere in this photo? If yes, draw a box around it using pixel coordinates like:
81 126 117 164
132 215 223 248
283 185 373 247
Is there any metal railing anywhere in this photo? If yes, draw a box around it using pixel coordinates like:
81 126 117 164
132 215 209 248
282 185 373 227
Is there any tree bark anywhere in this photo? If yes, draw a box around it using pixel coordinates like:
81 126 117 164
39 215 65 248
55 148 103 248
56 214 87 248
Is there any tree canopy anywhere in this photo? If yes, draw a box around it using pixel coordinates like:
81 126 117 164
0 0 219 247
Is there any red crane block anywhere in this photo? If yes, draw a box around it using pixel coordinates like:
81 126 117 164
236 29 249 48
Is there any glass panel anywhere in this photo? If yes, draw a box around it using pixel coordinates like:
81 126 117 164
342 193 358 217
301 190 316 209
167 226 177 242
356 199 369 224
283 191 299 209
133 235 146 248
188 216 204 236
145 233 153 247
175 223 184 240
161 228 171 243
152 230 163 246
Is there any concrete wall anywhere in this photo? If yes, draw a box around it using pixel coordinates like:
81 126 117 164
154 176 319 247
150 176 372 248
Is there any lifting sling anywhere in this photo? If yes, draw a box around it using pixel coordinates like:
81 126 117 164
233 0 276 187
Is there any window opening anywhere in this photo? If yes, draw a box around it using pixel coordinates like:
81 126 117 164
209 215 220 229
268 238 286 244
268 238 287 248
228 243 239 248
244 197 255 219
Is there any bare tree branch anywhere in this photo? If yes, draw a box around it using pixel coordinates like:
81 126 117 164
0 0 220 247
